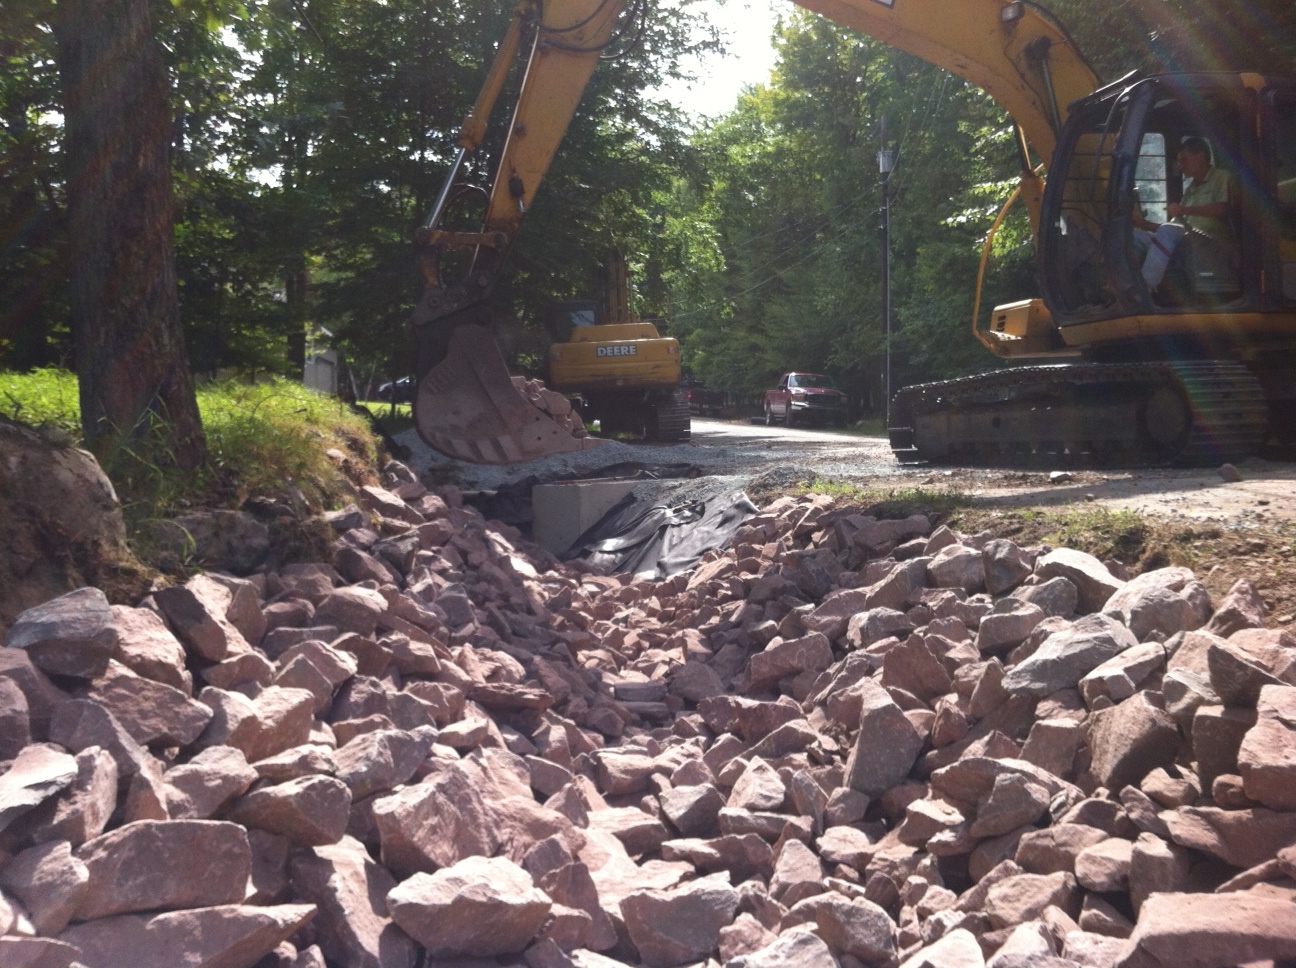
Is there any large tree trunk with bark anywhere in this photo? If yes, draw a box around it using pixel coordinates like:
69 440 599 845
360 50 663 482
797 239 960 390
53 0 206 475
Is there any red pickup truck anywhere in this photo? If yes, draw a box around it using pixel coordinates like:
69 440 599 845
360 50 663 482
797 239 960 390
682 379 724 417
763 372 848 428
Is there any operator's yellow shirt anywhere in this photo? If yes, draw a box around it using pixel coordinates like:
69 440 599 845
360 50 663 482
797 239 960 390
1182 166 1231 238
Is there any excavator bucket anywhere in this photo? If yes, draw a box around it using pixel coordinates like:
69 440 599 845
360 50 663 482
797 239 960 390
414 324 604 464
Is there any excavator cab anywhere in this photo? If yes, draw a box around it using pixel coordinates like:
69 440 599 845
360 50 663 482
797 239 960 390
1039 73 1296 338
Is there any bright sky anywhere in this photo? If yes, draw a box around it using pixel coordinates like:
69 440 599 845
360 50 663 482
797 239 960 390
656 0 790 119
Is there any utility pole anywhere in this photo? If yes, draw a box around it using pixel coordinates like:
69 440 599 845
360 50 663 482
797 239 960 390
877 116 896 413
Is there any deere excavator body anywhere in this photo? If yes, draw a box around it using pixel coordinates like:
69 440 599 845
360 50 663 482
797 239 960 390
546 251 690 442
411 0 1296 466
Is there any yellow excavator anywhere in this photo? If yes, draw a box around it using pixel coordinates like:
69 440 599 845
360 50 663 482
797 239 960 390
546 250 690 442
413 0 1296 466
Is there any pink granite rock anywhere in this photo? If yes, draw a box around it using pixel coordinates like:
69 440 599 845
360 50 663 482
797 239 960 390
59 903 315 968
386 856 551 957
73 820 251 921
621 874 739 967
289 836 417 968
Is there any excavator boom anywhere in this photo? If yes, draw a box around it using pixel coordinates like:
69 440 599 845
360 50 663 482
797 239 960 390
412 0 1101 464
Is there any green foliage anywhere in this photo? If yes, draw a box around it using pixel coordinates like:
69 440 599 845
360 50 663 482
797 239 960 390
0 368 375 515
3 0 714 388
0 367 81 434
665 13 1033 411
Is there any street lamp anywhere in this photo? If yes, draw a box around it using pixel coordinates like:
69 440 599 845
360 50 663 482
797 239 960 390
877 117 896 413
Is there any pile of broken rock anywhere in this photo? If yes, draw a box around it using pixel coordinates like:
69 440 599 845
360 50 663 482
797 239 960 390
1 464 1295 968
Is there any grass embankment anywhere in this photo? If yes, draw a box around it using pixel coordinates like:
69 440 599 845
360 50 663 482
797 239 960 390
1 368 383 531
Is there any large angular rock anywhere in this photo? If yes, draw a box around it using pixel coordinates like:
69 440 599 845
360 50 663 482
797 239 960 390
843 679 923 797
1088 692 1180 791
802 590 871 642
20 746 117 846
1013 577 1080 619
1238 685 1296 810
228 775 351 846
970 772 1051 838
768 838 826 907
81 660 211 748
314 586 387 637
659 784 725 838
588 806 670 856
1002 614 1138 697
372 761 497 877
747 632 833 691
0 649 66 741
813 895 896 962
153 581 244 662
387 856 551 957
59 903 315 968
536 860 618 952
164 745 259 819
1036 549 1125 613
1104 566 1207 638
5 587 117 678
74 820 252 921
983 539 1033 595
928 545 986 592
728 759 786 812
197 686 315 763
897 928 986 968
1207 631 1296 707
1191 704 1255 795
0 937 81 968
1074 838 1132 892
333 729 430 801
1117 892 1296 967
1162 806 1296 869
1015 824 1109 875
1204 578 1266 637
0 682 31 762
984 871 1081 929
49 698 151 782
109 605 191 692
0 840 89 935
621 874 739 968
881 635 952 700
0 744 77 833
977 599 1046 654
1128 832 1190 913
290 836 417 968
726 928 839 968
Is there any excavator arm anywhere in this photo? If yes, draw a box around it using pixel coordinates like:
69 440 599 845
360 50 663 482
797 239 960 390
411 0 626 464
412 0 1099 463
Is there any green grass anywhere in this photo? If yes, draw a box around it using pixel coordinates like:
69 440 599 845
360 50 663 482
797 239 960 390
794 479 973 518
2 368 379 521
0 368 82 436
357 400 414 436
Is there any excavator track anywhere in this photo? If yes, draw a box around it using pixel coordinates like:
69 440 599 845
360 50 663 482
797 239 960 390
888 361 1268 467
645 390 691 443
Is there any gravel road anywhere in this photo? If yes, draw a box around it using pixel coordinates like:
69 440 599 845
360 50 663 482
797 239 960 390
398 417 1296 526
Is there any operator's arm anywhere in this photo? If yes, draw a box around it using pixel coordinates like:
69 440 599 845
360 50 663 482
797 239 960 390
1166 199 1228 220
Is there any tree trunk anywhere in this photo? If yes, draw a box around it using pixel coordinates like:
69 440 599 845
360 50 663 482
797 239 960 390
53 0 206 474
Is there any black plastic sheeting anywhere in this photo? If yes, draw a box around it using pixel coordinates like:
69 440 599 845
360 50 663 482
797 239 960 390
563 486 759 579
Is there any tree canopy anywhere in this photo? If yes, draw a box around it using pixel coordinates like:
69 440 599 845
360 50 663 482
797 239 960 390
4 0 1295 413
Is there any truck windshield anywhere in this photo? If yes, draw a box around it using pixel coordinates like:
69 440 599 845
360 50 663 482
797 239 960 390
789 374 836 389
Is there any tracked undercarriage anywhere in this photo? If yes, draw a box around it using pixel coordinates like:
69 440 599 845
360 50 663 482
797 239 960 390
887 361 1269 467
